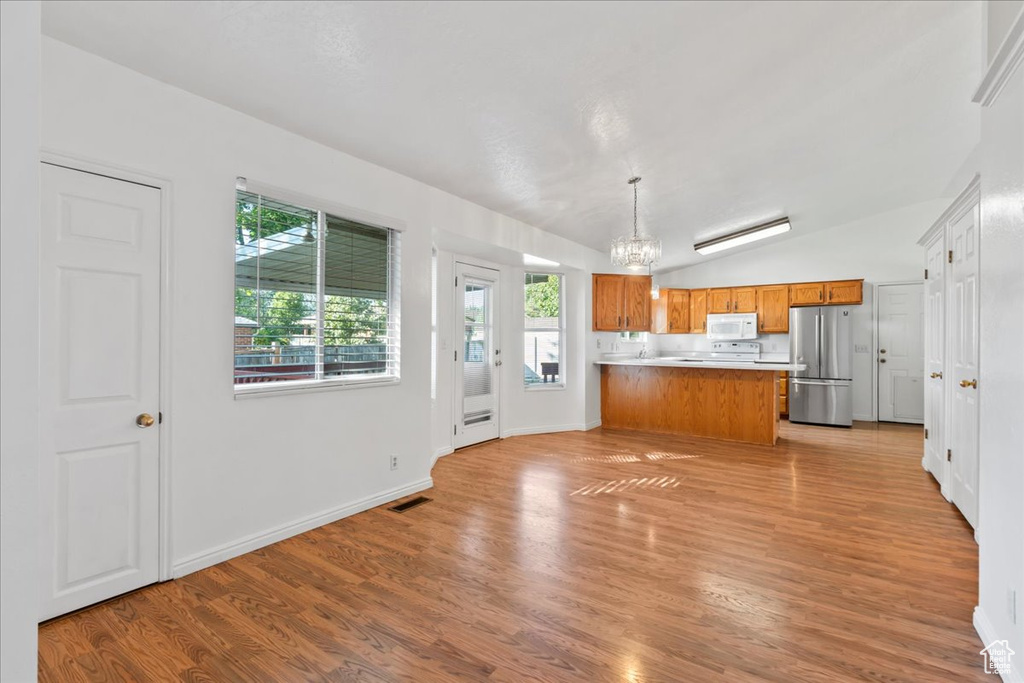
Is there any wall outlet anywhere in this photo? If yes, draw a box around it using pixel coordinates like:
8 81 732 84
596 338 602 350
390 455 399 471
854 344 869 354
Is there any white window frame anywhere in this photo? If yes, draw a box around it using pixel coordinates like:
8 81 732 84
523 271 566 391
233 179 403 399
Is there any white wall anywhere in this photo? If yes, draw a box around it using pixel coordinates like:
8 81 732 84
974 6 1024 675
653 199 950 420
39 37 600 577
1 2 41 680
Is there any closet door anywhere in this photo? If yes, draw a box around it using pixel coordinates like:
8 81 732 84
922 234 947 487
948 201 980 528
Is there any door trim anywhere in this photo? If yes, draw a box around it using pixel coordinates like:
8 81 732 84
41 149 174 582
451 255 503 448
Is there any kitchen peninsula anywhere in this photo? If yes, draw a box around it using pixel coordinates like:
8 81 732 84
596 357 806 445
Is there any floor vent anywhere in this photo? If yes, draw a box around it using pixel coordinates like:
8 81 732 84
389 496 432 513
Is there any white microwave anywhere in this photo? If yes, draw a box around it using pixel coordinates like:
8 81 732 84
706 313 758 340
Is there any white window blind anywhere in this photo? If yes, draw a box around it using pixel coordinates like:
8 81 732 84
234 189 400 391
524 272 564 387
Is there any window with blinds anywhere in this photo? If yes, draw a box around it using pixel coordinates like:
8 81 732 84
234 189 400 392
524 272 564 388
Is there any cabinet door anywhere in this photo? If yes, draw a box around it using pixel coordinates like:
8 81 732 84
790 283 824 306
708 288 732 313
826 280 863 305
623 276 652 331
690 289 708 333
732 287 757 313
592 274 624 330
757 285 789 333
667 289 690 333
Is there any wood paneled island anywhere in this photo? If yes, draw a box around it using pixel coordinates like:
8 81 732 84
597 359 805 446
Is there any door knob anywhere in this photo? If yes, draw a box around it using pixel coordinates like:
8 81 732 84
930 372 943 379
879 349 886 354
136 413 155 428
495 360 503 366
879 359 886 363
959 379 977 389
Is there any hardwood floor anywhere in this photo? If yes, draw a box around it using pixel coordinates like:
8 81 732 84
39 422 985 682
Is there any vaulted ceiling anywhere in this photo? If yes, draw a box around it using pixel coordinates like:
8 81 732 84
42 1 982 270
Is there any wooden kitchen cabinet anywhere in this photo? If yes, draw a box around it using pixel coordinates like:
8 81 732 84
689 288 708 333
708 287 755 313
756 285 789 333
789 282 825 306
623 276 653 330
732 287 757 313
779 371 789 416
707 288 732 314
652 289 690 334
825 280 863 305
592 274 652 331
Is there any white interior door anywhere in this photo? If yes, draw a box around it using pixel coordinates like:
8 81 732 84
453 262 500 449
39 163 162 620
877 284 924 423
949 202 980 529
923 237 947 486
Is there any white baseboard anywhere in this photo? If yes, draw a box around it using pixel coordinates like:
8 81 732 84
500 423 592 439
431 446 454 467
171 477 433 578
584 419 601 431
853 413 874 422
974 606 1024 682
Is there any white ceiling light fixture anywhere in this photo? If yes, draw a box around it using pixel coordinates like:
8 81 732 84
611 177 661 270
694 217 791 256
523 253 560 267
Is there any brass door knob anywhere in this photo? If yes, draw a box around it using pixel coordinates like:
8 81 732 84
959 379 977 389
879 359 886 363
136 413 155 428
930 372 943 379
880 349 886 354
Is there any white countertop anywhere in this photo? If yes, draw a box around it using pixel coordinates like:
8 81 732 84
594 357 806 372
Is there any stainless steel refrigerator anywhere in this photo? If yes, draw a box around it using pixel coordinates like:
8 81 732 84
789 306 854 427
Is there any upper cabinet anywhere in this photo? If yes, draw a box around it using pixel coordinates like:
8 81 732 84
690 289 708 333
789 282 825 306
756 285 789 333
592 274 652 331
593 276 860 334
825 280 863 305
652 289 690 334
708 287 755 313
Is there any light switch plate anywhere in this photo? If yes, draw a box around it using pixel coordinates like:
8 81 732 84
854 344 869 353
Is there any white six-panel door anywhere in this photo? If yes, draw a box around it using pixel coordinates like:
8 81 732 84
877 283 924 424
39 163 162 620
949 202 980 528
922 234 947 488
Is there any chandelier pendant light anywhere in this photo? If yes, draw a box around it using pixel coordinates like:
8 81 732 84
611 176 662 269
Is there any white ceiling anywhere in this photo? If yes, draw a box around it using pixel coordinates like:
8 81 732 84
42 1 982 271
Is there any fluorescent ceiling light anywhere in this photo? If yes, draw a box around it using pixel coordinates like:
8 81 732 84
694 217 791 255
523 253 560 267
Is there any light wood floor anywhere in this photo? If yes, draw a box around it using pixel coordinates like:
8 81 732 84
39 422 984 682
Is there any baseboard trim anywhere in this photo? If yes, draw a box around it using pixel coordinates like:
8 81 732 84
852 413 874 422
584 419 602 431
431 446 454 467
500 423 591 439
171 477 433 578
974 606 1023 682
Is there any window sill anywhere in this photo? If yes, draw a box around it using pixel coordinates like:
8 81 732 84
524 383 566 392
234 375 400 399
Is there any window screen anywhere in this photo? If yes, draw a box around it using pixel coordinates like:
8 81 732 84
524 272 564 387
234 190 400 390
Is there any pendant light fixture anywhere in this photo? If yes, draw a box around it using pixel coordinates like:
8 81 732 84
611 176 661 269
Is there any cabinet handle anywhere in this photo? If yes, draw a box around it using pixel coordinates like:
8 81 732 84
618 316 622 328
960 379 977 389
625 316 629 328
930 372 943 379
828 289 832 302
819 290 823 301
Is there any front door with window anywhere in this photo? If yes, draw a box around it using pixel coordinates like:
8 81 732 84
38 163 163 620
454 263 500 448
